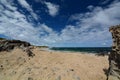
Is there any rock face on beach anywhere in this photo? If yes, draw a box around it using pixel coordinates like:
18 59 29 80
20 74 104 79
108 25 120 80
0 39 34 57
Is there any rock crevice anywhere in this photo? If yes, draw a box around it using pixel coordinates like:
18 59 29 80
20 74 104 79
108 25 120 80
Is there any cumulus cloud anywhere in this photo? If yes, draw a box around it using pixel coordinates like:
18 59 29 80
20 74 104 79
17 0 38 20
0 0 120 47
61 1 120 46
0 0 58 46
44 2 59 17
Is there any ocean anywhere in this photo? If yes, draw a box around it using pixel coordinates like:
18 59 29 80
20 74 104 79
50 47 112 53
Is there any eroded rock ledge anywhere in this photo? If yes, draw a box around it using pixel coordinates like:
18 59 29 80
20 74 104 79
0 39 35 57
108 25 120 80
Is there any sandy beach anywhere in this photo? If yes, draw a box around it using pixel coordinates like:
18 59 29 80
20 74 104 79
0 48 109 80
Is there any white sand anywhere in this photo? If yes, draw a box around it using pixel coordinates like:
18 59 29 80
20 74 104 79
0 48 109 80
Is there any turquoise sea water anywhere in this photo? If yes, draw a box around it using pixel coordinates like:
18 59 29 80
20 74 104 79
50 47 112 53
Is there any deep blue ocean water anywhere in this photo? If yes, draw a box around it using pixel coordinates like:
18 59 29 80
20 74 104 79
50 47 112 53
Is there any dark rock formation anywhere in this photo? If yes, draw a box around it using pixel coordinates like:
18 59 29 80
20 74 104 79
107 25 120 80
0 39 34 57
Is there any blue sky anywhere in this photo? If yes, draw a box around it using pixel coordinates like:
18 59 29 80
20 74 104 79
0 0 120 47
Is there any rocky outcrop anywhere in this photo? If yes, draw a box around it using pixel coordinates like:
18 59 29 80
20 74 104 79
0 39 34 57
107 25 120 80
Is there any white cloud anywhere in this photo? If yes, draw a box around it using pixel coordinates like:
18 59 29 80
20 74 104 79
87 5 94 11
100 0 110 5
17 0 38 20
44 2 59 17
0 0 17 11
0 0 120 47
0 0 59 46
59 1 120 46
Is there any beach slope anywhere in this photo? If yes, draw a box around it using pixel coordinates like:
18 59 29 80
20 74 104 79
0 48 108 80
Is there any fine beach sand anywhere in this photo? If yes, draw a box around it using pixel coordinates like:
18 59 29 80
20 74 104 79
0 48 109 80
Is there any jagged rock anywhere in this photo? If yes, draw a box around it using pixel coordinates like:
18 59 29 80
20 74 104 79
107 25 120 80
24 48 35 57
0 40 30 51
0 39 34 57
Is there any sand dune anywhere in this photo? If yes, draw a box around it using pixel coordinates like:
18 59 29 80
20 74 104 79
0 48 109 80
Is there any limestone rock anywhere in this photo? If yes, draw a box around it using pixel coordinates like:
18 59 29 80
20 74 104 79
107 25 120 80
0 39 34 57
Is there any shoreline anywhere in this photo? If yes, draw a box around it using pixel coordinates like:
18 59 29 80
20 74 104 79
41 48 110 56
